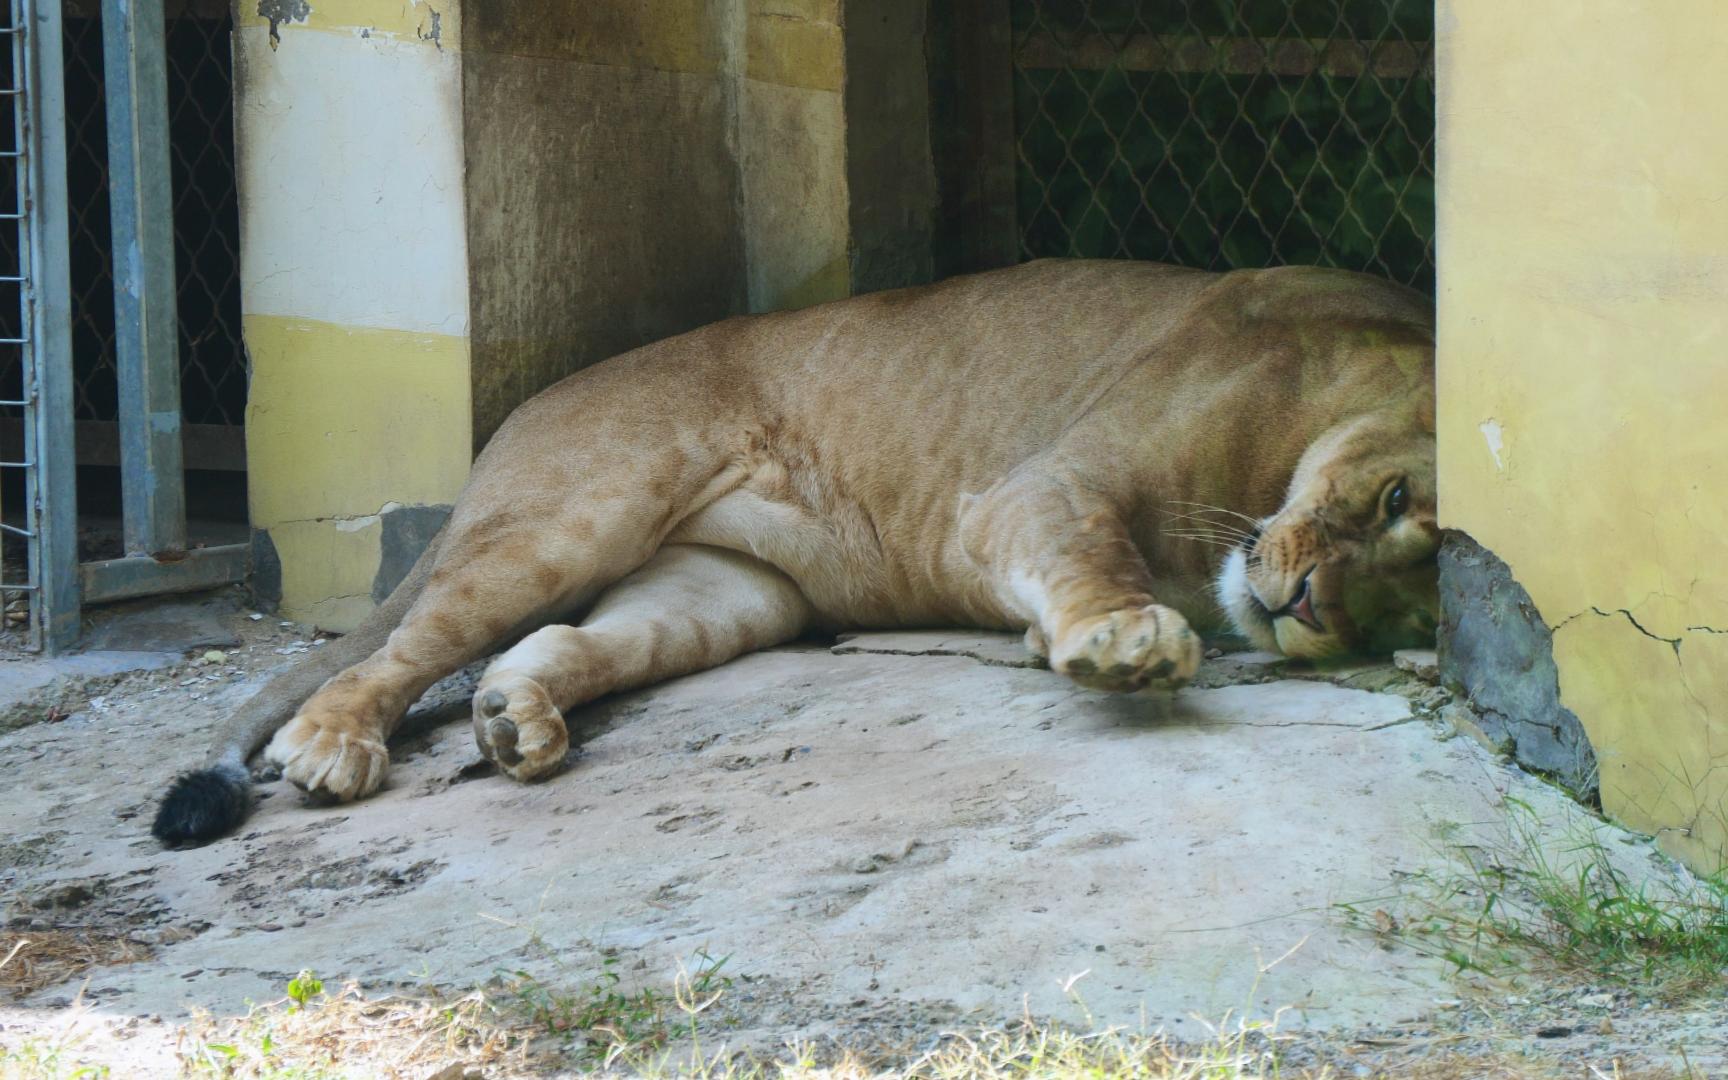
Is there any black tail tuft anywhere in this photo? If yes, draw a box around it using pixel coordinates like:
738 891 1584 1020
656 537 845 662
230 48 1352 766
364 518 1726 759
152 763 253 847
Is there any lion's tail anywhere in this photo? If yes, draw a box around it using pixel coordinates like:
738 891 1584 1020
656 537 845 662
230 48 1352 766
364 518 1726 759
151 530 445 847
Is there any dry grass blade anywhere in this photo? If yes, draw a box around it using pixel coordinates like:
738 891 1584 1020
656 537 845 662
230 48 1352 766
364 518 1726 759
178 982 538 1079
0 930 150 998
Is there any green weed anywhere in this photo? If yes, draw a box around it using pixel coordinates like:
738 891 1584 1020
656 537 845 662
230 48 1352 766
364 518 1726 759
496 947 734 1063
1342 796 1728 997
0 1041 110 1080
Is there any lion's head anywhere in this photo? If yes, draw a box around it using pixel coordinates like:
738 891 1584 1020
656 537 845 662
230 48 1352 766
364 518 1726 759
1214 399 1439 660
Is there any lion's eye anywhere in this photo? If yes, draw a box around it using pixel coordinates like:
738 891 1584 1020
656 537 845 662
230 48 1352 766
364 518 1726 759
1384 480 1410 520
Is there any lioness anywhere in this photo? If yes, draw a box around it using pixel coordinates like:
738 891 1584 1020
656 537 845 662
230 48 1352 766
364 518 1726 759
154 260 1438 846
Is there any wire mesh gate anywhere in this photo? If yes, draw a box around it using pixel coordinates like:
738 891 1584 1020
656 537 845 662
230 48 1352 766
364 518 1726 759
1 0 245 652
933 0 1435 293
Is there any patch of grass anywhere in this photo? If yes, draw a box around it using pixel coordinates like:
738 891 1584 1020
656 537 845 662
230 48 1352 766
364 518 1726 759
1342 796 1728 997
176 971 530 1079
179 978 1320 1079
113 960 1698 1080
0 1041 111 1080
496 948 734 1064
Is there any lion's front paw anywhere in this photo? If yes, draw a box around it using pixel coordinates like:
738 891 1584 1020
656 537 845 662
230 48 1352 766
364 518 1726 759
472 680 570 783
264 713 389 802
1048 604 1202 692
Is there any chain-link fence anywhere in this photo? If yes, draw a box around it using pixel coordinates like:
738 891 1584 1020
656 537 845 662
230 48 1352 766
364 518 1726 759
936 0 1435 293
61 0 243 428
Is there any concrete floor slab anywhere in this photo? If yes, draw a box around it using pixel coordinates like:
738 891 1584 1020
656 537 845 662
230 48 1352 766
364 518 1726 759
0 626 1680 1053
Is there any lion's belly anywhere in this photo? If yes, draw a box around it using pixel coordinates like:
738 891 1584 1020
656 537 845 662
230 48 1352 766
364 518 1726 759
665 482 1010 631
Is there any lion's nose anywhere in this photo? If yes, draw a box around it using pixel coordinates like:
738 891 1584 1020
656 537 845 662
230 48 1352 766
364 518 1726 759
1277 572 1324 631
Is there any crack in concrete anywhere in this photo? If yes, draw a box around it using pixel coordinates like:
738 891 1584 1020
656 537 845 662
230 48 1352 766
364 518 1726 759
1194 719 1386 730
830 643 1045 671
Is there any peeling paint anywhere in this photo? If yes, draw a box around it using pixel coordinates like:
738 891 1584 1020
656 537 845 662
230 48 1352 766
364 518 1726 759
418 5 442 49
1478 419 1504 471
257 0 311 50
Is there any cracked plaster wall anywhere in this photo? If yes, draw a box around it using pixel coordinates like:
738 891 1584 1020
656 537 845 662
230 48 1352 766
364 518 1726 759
1437 1 1728 872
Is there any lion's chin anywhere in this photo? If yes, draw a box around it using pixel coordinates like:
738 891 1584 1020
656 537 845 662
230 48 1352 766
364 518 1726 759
1271 617 1347 661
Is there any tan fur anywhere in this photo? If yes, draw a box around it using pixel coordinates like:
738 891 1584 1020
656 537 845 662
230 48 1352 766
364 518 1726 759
246 259 1437 805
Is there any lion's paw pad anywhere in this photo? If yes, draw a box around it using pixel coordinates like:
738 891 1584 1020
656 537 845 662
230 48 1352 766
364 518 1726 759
472 682 569 783
1049 604 1202 692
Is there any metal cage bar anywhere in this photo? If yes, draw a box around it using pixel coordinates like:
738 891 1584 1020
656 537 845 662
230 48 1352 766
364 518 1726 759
101 0 186 556
15 0 79 651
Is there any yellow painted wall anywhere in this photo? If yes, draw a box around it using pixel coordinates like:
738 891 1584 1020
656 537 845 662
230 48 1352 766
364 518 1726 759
1438 2 1728 871
235 0 471 630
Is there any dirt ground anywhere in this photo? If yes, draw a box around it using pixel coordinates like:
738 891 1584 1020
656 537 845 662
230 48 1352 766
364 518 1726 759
0 588 1723 1077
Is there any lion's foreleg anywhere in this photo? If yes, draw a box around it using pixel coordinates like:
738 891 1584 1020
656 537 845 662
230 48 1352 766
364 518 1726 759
959 468 1201 692
469 544 813 781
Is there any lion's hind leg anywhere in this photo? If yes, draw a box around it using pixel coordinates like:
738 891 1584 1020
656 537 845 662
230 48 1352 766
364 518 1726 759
471 544 813 781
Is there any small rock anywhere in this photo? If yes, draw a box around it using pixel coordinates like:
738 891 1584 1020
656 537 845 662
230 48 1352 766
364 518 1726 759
247 612 264 621
1393 648 1439 683
1535 1024 1573 1038
1204 648 1223 660
1597 1016 1614 1035
201 650 227 664
1579 992 1614 1009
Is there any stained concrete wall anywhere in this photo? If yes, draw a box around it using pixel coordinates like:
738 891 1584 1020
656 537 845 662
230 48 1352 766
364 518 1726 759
461 2 749 448
236 0 471 631
461 0 933 445
1437 2 1728 872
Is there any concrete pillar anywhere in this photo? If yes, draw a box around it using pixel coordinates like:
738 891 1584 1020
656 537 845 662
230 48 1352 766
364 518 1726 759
1438 0 1728 872
235 0 472 631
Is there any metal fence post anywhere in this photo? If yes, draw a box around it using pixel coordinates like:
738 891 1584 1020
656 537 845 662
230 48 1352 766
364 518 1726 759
18 0 79 652
101 0 186 557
